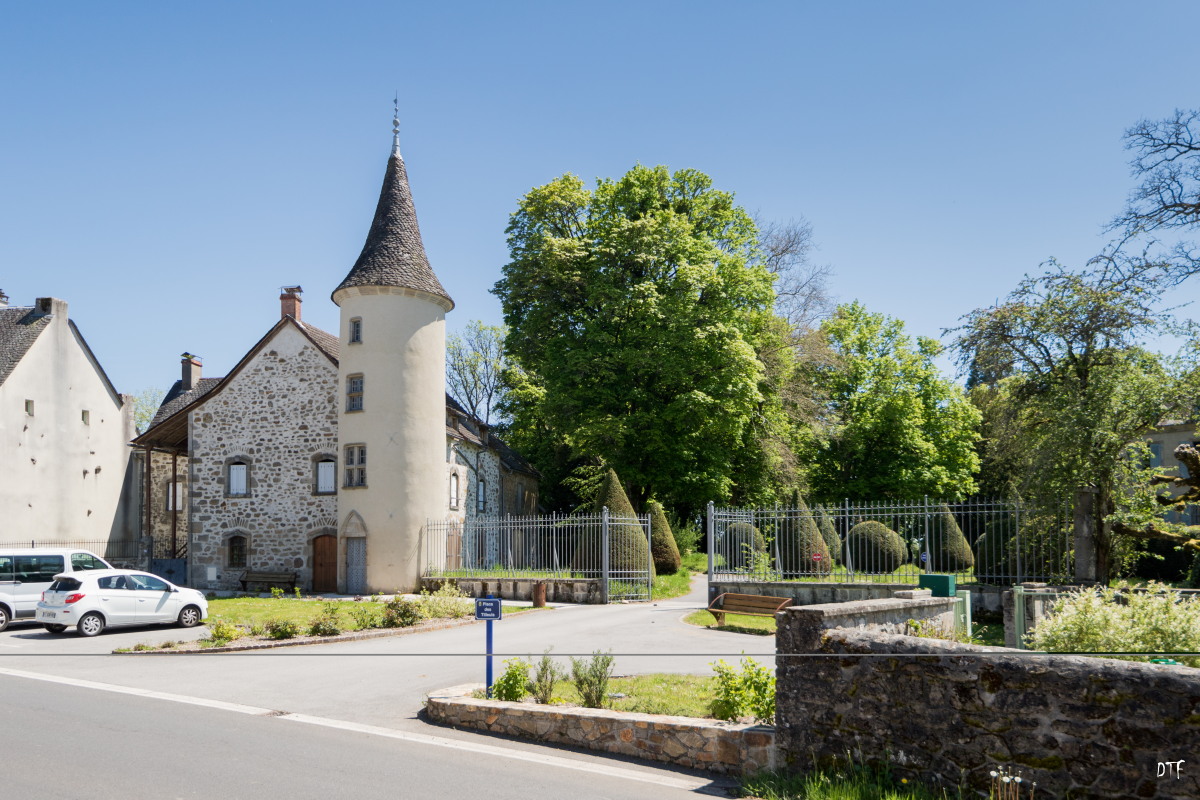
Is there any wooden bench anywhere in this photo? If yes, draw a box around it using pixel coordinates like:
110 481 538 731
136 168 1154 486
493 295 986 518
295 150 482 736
706 592 792 626
239 570 297 592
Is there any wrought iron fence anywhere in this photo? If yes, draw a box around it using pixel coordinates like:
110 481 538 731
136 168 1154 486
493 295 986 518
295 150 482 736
0 539 141 562
707 497 1073 585
424 508 652 602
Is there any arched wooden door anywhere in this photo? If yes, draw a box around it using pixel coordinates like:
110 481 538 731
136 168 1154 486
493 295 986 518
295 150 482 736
312 534 338 593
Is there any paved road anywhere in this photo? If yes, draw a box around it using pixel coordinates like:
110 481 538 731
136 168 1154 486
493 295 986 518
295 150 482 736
0 577 772 797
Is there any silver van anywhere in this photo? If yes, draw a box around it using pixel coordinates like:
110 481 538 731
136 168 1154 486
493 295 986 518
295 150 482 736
0 549 112 631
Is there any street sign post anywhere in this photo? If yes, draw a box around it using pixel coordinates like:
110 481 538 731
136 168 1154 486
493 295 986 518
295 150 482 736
475 596 503 696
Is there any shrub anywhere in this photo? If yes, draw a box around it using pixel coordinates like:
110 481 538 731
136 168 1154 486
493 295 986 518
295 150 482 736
264 618 301 640
724 521 769 573
669 513 702 555
530 648 565 704
974 518 1015 579
1187 551 1200 589
420 583 472 619
710 657 775 724
1027 582 1200 666
492 658 530 702
648 500 681 575
347 603 380 631
929 504 974 572
269 586 285 599
570 650 615 708
578 469 651 574
778 492 831 575
815 505 842 565
308 601 343 636
845 520 906 573
381 596 424 628
204 618 244 645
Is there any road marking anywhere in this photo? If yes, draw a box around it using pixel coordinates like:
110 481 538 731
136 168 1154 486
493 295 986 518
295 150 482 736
0 667 711 792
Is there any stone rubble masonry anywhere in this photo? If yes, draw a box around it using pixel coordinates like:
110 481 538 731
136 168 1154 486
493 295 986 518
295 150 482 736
418 576 603 604
775 623 1200 800
708 578 1011 615
425 685 775 775
781 592 960 652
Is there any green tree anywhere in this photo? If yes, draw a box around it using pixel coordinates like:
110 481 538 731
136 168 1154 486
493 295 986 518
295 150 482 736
647 499 681 575
802 302 980 502
494 165 779 515
132 387 165 435
446 321 507 427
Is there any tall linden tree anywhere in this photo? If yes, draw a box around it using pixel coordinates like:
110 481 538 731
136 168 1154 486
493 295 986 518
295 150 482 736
493 165 778 515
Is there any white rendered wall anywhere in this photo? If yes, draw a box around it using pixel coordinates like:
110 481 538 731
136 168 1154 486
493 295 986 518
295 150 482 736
0 307 136 544
335 286 448 592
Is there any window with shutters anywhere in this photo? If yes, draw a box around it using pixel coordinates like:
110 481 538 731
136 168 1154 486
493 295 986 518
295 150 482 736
315 458 336 494
228 461 250 497
165 480 184 511
344 445 366 487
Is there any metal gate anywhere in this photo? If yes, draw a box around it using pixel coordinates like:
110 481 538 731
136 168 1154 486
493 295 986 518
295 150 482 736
345 537 367 595
603 508 653 602
150 558 187 586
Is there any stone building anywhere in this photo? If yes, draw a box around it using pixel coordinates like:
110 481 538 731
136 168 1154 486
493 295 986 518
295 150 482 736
135 134 537 593
0 293 139 551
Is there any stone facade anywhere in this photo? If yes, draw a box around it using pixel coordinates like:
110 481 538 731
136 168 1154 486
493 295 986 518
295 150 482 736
426 685 775 775
708 578 1010 615
146 449 188 559
775 624 1200 800
186 323 339 590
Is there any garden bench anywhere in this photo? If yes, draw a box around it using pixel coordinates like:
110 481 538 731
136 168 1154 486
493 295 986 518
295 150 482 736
706 592 792 626
239 570 297 592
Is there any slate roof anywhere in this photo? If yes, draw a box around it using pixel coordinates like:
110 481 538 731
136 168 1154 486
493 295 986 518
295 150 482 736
0 306 51 387
149 377 223 429
445 394 539 477
333 151 454 308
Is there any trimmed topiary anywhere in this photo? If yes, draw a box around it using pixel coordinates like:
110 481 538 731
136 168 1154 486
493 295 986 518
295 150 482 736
973 519 1015 580
723 521 768 571
778 492 831 575
573 468 650 574
845 520 906 573
929 504 974 572
815 504 842 565
648 500 681 575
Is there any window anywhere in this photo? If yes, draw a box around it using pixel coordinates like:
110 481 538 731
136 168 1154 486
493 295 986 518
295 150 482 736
228 462 249 496
24 400 33 416
315 458 336 494
349 318 363 344
347 374 364 412
476 479 487 513
344 445 367 487
228 535 247 568
70 553 108 571
14 555 64 583
129 574 170 592
1149 442 1164 468
449 473 460 509
165 480 184 511
97 575 129 590
81 410 90 425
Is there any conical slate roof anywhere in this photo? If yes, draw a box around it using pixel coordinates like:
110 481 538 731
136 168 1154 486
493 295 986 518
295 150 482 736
333 148 453 308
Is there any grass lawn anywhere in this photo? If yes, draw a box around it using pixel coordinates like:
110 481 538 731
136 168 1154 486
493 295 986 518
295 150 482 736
739 765 963 800
683 609 776 635
542 673 717 717
207 597 530 630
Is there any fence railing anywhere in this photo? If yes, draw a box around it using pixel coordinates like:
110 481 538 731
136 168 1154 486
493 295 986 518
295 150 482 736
707 498 1074 585
424 508 652 602
0 539 141 562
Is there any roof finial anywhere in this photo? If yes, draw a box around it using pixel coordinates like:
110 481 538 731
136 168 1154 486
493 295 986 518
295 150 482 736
392 93 401 157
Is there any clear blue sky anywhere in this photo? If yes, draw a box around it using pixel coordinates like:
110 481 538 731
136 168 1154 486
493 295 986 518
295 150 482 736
2 1 1197 395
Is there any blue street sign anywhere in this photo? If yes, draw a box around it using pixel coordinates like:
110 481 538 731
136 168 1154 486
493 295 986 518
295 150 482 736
475 598 502 621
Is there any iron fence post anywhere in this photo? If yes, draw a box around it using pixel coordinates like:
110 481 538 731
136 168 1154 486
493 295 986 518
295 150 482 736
706 501 715 578
646 513 653 600
601 506 610 605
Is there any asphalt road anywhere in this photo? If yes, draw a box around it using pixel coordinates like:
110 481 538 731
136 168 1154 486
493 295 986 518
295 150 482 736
0 577 771 798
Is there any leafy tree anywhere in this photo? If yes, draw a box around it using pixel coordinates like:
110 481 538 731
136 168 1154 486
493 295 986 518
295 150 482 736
446 321 507 427
647 499 681 575
132 387 165 435
802 302 980 502
494 165 779 515
951 257 1198 580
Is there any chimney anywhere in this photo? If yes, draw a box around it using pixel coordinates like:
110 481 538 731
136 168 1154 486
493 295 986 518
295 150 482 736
0 290 8 308
181 352 202 391
34 297 68 317
280 285 303 321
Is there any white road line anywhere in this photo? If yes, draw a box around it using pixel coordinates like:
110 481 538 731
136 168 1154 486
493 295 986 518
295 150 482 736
0 667 710 792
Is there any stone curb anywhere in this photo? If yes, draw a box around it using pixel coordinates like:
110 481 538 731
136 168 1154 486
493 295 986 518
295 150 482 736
112 615 481 654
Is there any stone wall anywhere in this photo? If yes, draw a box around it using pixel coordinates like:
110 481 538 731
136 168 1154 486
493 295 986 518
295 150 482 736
147 449 189 559
709 578 1009 614
781 591 960 651
426 685 774 775
775 625 1200 799
187 325 338 591
419 576 603 604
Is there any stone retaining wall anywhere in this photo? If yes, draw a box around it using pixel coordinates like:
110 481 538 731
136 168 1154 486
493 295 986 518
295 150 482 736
782 591 959 651
708 579 1008 614
775 625 1200 799
419 576 602 604
426 685 774 774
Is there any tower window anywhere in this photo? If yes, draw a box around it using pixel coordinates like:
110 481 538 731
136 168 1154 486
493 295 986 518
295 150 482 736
347 374 364 412
349 318 363 344
344 445 367 487
449 473 460 510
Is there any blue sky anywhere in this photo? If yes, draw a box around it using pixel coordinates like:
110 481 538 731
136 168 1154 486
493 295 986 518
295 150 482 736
2 2 1197 395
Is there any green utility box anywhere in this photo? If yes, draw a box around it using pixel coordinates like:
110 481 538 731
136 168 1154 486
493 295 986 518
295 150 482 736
918 574 956 597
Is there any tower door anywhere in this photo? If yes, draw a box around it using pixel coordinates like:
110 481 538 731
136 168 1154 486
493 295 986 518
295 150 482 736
312 534 338 593
345 538 367 595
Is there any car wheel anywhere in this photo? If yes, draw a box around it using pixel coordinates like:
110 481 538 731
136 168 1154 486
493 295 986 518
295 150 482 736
0 605 9 633
177 605 202 628
43 624 67 634
77 612 105 637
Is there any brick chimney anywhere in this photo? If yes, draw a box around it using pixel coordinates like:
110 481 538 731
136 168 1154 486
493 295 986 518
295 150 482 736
181 352 202 391
280 286 303 321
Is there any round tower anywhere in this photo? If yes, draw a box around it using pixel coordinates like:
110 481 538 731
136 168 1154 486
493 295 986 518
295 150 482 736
332 123 453 593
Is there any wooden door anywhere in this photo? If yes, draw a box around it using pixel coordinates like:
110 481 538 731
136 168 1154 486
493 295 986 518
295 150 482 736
312 534 337 593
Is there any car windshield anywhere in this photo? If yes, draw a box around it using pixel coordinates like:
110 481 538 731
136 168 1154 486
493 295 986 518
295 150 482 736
48 578 82 592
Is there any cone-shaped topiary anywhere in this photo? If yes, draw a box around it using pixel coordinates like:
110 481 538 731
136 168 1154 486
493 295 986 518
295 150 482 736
779 491 831 575
648 500 681 575
973 519 1014 580
845 520 906 573
572 468 650 574
929 504 974 572
723 521 767 571
815 504 842 565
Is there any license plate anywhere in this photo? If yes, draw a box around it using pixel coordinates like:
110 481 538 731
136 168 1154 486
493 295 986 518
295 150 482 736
41 611 55 619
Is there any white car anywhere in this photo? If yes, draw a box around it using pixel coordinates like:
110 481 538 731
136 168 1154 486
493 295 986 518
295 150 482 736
36 569 208 637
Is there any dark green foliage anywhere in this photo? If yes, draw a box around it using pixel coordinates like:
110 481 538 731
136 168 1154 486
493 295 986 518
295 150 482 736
930 504 974 572
380 597 424 628
778 492 831 574
845 521 906 573
973 519 1015 579
724 521 768 571
574 468 651 573
815 504 842 564
1187 551 1200 589
648 500 681 575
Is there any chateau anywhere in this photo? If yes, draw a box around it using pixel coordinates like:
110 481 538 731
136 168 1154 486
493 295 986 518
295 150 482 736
134 131 537 593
